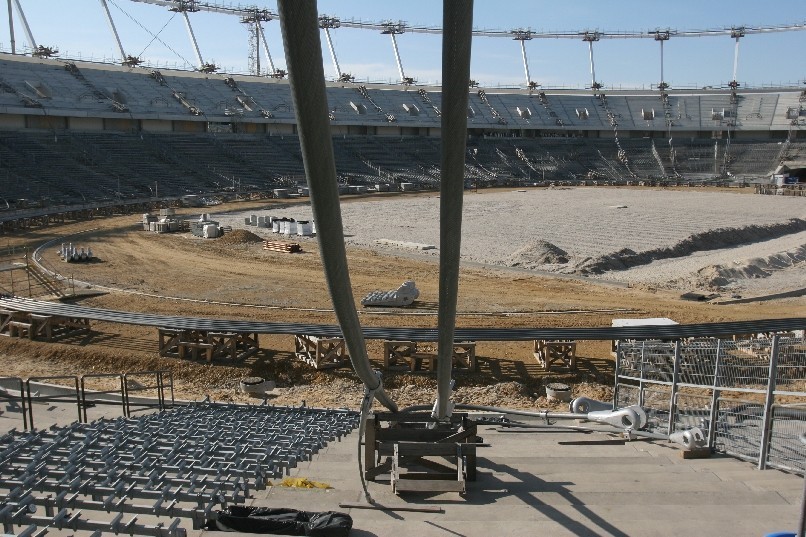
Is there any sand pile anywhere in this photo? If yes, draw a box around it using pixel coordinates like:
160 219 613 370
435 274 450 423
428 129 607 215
217 229 264 246
577 219 806 274
690 245 806 290
506 240 569 268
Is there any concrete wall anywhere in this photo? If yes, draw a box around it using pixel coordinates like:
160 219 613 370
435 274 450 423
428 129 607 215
0 114 25 129
68 117 104 131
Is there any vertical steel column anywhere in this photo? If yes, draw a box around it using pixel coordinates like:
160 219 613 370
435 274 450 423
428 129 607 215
707 339 723 449
659 39 664 87
758 334 780 470
276 0 396 412
588 40 596 88
98 0 127 62
667 339 681 435
798 433 806 537
6 0 15 54
435 0 474 419
181 11 205 70
11 0 36 51
732 36 740 85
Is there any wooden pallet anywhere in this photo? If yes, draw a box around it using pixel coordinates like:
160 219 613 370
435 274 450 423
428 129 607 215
263 241 302 253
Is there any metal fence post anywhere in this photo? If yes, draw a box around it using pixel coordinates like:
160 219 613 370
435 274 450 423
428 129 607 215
758 334 780 470
638 341 646 407
707 339 723 449
613 340 621 409
668 339 682 435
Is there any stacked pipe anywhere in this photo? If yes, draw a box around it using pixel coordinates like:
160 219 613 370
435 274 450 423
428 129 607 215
0 403 359 535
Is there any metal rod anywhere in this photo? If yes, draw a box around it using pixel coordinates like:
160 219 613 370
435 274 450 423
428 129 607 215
181 11 204 69
588 40 596 88
732 36 740 84
659 39 664 88
322 26 341 79
435 0 473 419
276 0 395 412
6 0 15 54
11 0 35 51
389 31 406 83
757 334 780 470
98 0 127 62
520 39 531 87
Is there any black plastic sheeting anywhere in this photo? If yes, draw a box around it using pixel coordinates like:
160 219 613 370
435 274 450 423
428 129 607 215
1 297 803 342
208 506 352 536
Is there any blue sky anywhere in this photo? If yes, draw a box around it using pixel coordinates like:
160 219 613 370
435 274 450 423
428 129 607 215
2 0 804 89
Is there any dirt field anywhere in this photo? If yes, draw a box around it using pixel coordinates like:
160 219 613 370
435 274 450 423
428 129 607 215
0 188 803 411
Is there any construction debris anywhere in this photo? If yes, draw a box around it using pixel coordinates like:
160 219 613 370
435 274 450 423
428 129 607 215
361 280 420 307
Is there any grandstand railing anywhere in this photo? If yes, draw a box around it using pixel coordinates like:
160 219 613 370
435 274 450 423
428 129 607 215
615 335 806 474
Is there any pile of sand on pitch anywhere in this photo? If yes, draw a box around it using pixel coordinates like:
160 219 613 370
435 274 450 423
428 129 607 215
576 218 806 274
689 246 806 290
506 240 569 268
217 229 264 246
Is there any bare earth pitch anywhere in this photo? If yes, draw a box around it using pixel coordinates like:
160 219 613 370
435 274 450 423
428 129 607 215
0 187 803 409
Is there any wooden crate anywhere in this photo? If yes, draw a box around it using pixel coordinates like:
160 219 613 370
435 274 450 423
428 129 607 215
294 334 349 369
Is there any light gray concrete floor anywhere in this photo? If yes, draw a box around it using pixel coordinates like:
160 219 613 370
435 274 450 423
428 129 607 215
2 400 804 537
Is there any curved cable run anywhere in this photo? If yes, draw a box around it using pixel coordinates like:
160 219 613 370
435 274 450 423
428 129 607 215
276 0 396 413
0 297 803 341
435 0 474 420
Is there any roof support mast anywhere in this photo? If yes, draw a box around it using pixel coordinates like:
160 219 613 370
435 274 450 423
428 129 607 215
730 27 744 89
98 0 128 63
512 29 535 89
655 30 670 90
257 22 277 74
382 22 410 84
318 16 344 81
583 31 601 90
6 0 15 54
10 0 36 51
180 10 205 70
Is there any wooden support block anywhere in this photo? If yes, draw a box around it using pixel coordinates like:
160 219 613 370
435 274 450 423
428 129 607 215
383 340 416 368
533 339 577 371
680 447 712 459
451 342 477 371
408 352 436 372
294 334 349 369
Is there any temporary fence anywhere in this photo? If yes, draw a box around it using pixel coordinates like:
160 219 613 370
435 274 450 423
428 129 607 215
615 335 806 474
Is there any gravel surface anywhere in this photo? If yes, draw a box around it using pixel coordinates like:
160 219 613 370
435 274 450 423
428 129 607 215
213 188 806 296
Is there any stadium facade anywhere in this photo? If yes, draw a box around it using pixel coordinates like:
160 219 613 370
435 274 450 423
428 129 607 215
1 52 805 206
